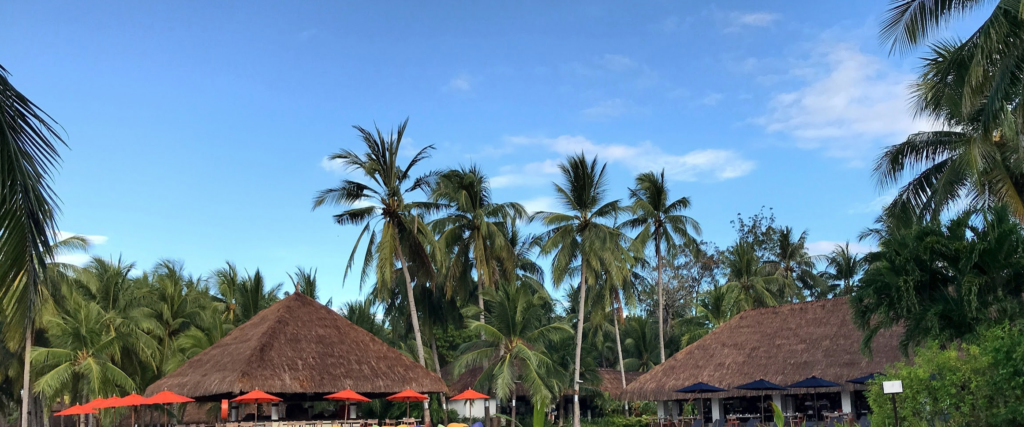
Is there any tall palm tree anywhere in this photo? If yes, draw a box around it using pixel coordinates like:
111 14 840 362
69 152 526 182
235 269 282 324
312 119 437 425
429 165 526 330
286 266 329 307
212 262 244 325
763 227 823 302
0 64 68 427
819 242 867 296
723 242 780 310
622 170 701 364
696 285 738 328
621 316 659 372
148 260 209 375
453 282 571 421
537 153 624 427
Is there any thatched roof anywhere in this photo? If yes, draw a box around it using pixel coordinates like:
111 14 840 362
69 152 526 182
595 369 643 400
621 297 905 401
146 293 447 400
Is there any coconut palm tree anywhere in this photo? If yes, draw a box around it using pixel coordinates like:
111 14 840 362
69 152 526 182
212 262 244 325
621 316 658 372
723 242 780 310
235 269 282 324
286 266 329 307
453 282 571 421
763 227 824 302
819 242 867 297
696 285 738 328
147 260 210 375
312 119 437 426
536 153 625 427
429 165 526 329
0 64 68 427
622 170 702 364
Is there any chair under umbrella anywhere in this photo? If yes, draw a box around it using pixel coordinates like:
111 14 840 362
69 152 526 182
450 390 490 420
735 379 787 422
326 389 371 421
675 382 726 423
387 389 429 422
147 390 196 427
232 390 282 427
55 404 98 427
787 376 841 422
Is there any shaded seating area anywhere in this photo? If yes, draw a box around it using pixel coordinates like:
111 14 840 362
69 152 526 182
621 298 906 426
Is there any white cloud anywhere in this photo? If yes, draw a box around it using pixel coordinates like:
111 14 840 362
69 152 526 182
848 192 896 214
652 16 687 33
320 156 346 174
599 54 637 72
806 240 875 256
56 254 92 266
446 75 472 92
730 12 780 29
56 231 108 245
491 159 561 188
581 99 639 120
701 93 724 106
503 135 755 182
756 43 938 159
520 196 558 214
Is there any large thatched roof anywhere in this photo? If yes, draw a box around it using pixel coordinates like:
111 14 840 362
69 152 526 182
146 293 447 400
595 368 643 400
621 297 905 401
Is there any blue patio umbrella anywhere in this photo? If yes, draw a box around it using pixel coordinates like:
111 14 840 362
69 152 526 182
735 380 787 421
788 376 841 422
846 373 878 385
675 382 727 422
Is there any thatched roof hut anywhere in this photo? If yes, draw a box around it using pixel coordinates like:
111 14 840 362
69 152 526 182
595 369 643 400
146 293 447 400
621 297 904 401
446 366 642 400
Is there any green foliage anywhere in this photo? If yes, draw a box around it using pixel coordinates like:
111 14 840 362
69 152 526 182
851 205 1024 355
866 324 1024 427
581 415 649 427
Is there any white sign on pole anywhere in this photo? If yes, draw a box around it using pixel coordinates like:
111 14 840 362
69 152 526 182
882 380 903 394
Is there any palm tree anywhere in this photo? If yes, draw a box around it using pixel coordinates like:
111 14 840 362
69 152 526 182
820 242 867 297
286 266 329 307
0 63 68 427
621 316 659 372
537 153 625 427
763 227 823 302
235 269 282 324
429 165 526 330
148 260 209 375
312 119 437 425
622 170 701 363
453 282 571 422
723 242 780 310
212 262 244 325
696 285 738 328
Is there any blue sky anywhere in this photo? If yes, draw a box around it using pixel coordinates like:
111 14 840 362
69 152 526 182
1 1 987 305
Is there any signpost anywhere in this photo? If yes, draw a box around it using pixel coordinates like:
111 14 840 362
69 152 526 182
882 381 903 427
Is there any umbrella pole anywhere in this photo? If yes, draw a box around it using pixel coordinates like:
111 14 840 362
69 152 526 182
760 394 765 422
813 391 819 422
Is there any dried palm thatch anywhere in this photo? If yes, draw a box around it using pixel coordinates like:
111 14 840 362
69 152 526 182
621 297 904 401
595 368 643 400
146 293 447 400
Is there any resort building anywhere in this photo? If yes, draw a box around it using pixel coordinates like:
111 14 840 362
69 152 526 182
621 297 905 424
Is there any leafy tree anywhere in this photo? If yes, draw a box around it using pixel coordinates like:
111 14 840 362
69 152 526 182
312 118 437 382
537 153 625 427
851 205 1024 355
763 227 824 302
696 285 738 328
621 316 658 372
818 242 866 297
729 208 778 259
623 170 701 364
454 282 570 421
722 242 780 310
0 63 68 427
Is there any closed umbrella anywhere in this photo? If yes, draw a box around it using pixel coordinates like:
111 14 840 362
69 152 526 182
450 390 490 420
387 389 429 421
326 389 371 420
232 390 282 427
787 376 841 422
735 379 787 422
675 382 726 422
147 391 195 427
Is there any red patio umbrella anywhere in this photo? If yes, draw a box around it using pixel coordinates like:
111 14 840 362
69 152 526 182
326 389 371 421
450 390 489 419
147 391 195 427
232 390 282 427
117 394 149 427
387 389 429 420
55 404 98 427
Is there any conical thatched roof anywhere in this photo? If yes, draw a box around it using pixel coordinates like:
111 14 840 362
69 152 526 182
621 297 905 401
146 293 447 400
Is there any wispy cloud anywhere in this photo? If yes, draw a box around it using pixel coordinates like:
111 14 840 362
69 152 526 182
55 231 108 266
755 42 938 160
599 54 637 72
731 12 780 28
651 15 689 33
503 135 755 182
320 156 346 174
806 240 875 256
581 99 641 120
519 196 558 214
848 191 896 214
701 93 724 106
491 159 561 188
445 74 472 92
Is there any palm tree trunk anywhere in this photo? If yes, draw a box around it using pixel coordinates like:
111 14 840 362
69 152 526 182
612 306 627 415
477 277 486 339
394 243 431 427
429 338 449 424
572 269 587 427
22 322 33 427
656 241 666 364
